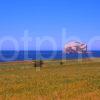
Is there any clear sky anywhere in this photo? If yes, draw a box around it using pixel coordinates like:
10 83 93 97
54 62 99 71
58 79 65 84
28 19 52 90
0 0 100 50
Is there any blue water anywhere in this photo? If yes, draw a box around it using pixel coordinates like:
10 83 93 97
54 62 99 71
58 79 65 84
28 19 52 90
0 51 100 62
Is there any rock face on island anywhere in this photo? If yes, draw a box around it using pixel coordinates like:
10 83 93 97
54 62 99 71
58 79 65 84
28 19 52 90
64 41 87 54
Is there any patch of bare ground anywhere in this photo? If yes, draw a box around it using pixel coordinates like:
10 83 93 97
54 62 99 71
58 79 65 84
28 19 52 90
72 90 100 100
2 95 50 100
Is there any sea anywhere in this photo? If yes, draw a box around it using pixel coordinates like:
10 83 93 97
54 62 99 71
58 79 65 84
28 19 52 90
0 51 100 62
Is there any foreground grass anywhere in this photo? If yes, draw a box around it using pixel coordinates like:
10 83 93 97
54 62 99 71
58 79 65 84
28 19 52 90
0 59 100 100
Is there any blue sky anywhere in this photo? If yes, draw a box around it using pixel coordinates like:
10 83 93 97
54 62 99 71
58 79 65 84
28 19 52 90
0 0 100 50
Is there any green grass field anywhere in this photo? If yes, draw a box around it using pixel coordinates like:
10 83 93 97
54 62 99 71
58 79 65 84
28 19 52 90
0 59 100 100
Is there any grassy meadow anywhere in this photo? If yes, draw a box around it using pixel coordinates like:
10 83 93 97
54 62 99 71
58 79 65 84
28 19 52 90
0 59 100 100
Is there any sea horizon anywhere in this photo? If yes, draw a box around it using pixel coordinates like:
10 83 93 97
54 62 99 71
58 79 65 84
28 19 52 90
0 50 100 62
